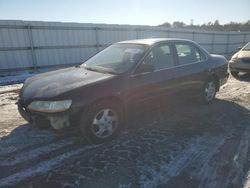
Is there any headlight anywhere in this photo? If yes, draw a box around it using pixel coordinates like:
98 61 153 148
229 58 238 63
27 100 72 113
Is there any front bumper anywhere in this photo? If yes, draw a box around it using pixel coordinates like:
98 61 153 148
229 61 250 73
17 101 31 122
17 100 82 129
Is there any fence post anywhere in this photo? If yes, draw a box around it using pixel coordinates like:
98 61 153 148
192 31 195 41
225 33 230 57
136 28 140 39
27 24 37 71
243 33 247 46
167 29 170 38
211 32 215 53
95 26 100 52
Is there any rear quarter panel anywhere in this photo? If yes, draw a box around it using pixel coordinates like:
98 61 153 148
208 54 229 80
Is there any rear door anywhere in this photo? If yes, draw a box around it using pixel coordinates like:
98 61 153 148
172 42 208 95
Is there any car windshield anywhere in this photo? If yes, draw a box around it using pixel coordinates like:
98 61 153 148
82 44 147 74
242 42 250 51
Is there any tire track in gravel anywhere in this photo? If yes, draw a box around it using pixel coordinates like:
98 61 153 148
156 106 250 187
194 120 250 188
155 126 247 188
25 126 223 188
226 123 250 188
195 128 245 188
0 143 101 187
0 127 54 158
0 127 155 187
138 130 233 188
0 126 78 159
24 127 189 187
188 108 250 188
0 137 79 166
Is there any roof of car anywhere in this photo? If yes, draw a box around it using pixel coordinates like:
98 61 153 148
117 38 193 45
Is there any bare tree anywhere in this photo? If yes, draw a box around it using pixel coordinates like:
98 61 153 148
159 20 250 32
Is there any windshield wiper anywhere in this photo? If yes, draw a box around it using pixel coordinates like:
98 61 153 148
84 66 97 72
84 65 119 75
84 66 110 74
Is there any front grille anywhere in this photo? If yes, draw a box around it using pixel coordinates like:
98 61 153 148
241 58 250 64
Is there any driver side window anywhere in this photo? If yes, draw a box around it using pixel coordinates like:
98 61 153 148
143 51 154 66
143 44 174 70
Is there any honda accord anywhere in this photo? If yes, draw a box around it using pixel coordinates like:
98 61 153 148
18 38 229 143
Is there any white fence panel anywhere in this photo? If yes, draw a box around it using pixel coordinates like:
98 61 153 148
98 30 137 45
0 20 250 75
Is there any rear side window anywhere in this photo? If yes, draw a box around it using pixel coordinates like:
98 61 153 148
175 43 205 65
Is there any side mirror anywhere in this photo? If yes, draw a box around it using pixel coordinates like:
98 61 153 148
237 46 242 51
136 63 154 74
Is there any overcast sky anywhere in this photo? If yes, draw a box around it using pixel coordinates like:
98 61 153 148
0 0 249 25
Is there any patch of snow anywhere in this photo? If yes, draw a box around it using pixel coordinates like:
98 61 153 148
0 73 36 86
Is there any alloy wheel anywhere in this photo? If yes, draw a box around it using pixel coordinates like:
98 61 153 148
204 81 216 102
91 109 118 138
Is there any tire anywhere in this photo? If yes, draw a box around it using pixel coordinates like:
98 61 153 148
80 101 123 144
201 78 217 104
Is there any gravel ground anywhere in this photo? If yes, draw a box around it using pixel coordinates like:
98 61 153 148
0 75 249 188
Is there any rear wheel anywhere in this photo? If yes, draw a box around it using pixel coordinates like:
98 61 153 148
80 101 123 143
201 78 217 104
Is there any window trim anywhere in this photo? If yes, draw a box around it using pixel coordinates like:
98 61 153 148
130 41 209 77
131 59 204 77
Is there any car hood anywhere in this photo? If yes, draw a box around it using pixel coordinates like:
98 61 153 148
238 51 250 59
21 67 115 103
232 51 250 60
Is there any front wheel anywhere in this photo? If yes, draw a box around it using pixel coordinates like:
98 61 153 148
80 101 123 143
201 79 217 104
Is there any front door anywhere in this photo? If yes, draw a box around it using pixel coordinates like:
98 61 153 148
127 42 179 109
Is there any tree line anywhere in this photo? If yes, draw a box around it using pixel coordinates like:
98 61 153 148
159 20 250 32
